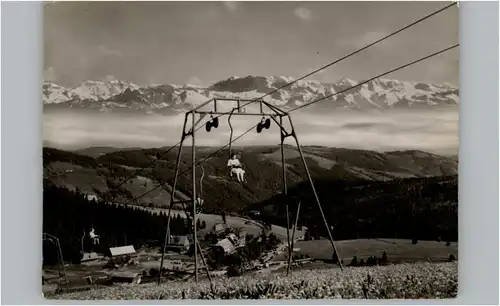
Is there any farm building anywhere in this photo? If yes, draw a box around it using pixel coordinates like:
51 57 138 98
104 245 138 268
214 238 236 256
227 233 238 244
109 245 136 257
86 194 98 202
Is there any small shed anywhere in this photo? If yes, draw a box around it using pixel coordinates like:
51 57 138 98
109 245 136 257
86 194 98 202
110 271 142 285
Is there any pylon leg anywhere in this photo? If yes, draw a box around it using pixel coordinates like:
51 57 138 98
287 200 301 274
159 114 188 285
288 116 344 271
191 112 199 282
279 116 292 275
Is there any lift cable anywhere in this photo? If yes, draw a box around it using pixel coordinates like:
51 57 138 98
102 1 457 196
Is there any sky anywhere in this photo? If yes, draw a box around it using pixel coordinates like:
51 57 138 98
43 1 459 87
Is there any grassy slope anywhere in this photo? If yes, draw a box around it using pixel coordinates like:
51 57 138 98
43 145 458 209
276 239 458 263
48 262 458 300
43 146 458 244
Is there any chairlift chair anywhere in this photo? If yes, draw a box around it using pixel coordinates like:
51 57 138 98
205 113 219 132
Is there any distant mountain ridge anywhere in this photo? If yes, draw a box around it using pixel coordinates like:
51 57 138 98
43 76 459 115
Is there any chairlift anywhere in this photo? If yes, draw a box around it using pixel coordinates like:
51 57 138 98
256 117 271 133
89 227 100 245
205 113 219 132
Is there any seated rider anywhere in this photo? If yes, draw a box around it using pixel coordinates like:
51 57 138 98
89 228 100 245
227 153 246 183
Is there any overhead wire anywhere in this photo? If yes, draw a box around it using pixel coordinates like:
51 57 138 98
289 44 459 113
122 123 260 206
97 3 459 285
104 2 458 212
149 42 459 281
104 1 457 196
120 43 459 207
204 2 458 126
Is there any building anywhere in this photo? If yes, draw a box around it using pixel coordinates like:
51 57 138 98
226 233 238 245
167 235 191 253
86 194 98 202
213 238 236 256
109 245 136 257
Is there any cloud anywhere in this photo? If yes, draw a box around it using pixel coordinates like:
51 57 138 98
44 67 57 81
223 1 238 12
97 45 123 58
105 75 117 82
340 30 392 49
294 7 312 21
342 122 388 130
187 76 203 86
43 109 459 156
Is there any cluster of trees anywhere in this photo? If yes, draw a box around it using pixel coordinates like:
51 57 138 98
43 147 97 168
196 218 207 230
257 176 458 243
348 251 388 267
42 183 190 265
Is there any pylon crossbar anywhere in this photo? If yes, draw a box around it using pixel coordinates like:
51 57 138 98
189 98 287 117
196 111 279 116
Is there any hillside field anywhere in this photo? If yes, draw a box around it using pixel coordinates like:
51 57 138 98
276 239 457 263
48 262 458 300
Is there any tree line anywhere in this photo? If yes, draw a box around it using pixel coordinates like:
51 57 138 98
42 183 190 265
256 176 458 243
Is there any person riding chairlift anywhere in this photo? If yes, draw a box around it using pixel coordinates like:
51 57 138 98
89 228 100 245
227 153 246 183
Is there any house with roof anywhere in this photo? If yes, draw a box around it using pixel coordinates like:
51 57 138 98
109 245 136 257
213 238 236 256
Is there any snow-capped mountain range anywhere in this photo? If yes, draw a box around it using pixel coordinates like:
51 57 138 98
43 76 459 115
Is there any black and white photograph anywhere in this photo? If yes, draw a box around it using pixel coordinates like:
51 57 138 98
42 1 459 300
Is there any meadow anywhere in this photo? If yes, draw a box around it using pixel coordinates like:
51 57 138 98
50 262 458 300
